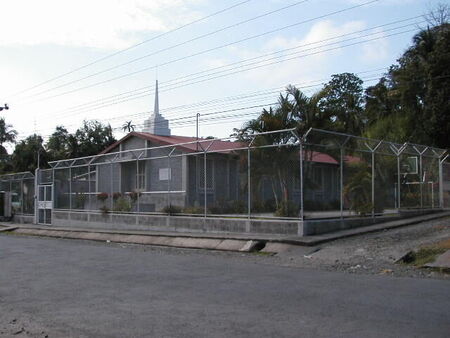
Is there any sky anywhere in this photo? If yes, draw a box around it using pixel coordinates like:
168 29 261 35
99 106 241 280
0 0 443 148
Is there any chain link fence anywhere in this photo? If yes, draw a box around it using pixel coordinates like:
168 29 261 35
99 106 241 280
21 128 448 223
0 172 35 215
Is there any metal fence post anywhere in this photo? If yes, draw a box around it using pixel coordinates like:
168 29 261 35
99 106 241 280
110 162 113 211
397 154 401 211
167 155 170 209
204 150 207 217
69 167 72 210
439 154 448 208
247 145 251 220
340 146 344 219
87 164 91 211
21 179 24 215
299 140 304 221
136 158 140 213
419 154 423 209
371 151 375 218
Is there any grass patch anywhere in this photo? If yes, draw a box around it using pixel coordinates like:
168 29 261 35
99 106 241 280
401 247 447 267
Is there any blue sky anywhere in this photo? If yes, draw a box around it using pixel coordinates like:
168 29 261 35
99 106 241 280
0 0 442 145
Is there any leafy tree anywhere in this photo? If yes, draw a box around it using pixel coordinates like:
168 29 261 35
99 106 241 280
11 134 48 173
75 120 116 157
122 121 136 133
318 73 366 135
47 120 117 160
0 117 17 155
47 126 73 160
364 20 450 147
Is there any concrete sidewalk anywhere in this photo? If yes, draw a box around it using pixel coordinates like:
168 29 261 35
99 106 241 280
1 211 449 252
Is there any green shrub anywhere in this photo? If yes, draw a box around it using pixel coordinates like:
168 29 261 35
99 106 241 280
113 197 132 212
162 205 182 215
74 192 86 209
183 206 204 214
275 201 299 217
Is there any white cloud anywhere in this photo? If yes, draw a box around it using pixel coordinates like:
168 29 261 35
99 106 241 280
361 27 389 63
232 20 367 87
0 0 204 50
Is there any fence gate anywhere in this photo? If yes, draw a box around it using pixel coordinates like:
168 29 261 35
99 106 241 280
37 185 53 225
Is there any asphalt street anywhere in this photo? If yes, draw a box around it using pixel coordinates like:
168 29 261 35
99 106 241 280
0 234 449 337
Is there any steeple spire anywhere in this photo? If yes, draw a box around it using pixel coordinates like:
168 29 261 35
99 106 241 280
142 79 171 136
154 80 160 116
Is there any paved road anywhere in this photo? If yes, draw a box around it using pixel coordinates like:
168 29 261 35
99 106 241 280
0 235 449 337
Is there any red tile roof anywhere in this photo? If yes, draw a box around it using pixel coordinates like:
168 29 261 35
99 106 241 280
100 132 360 165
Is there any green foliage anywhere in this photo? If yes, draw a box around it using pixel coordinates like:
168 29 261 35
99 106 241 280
275 201 299 217
74 192 86 209
208 200 247 214
46 120 116 160
0 118 17 156
182 206 204 214
364 22 450 147
128 191 141 204
319 73 365 135
11 134 48 173
343 162 373 216
162 205 182 214
113 197 132 212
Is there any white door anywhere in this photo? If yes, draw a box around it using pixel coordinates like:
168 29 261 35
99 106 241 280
37 185 52 225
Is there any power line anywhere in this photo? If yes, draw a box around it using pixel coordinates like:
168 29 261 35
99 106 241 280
17 74 386 140
22 0 310 100
8 0 254 98
18 69 389 137
33 25 413 121
21 0 380 104
37 15 419 119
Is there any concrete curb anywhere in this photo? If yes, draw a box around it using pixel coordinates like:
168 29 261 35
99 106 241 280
1 211 449 250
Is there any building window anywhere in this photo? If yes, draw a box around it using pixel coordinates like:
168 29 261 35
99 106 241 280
159 168 171 181
198 159 214 190
136 163 146 190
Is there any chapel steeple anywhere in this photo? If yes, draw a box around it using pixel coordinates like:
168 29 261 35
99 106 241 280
142 80 171 136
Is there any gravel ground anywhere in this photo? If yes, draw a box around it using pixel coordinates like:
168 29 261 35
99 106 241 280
273 217 450 279
100 216 450 280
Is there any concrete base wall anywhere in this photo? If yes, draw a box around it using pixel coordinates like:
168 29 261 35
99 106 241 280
12 208 442 236
52 210 300 235
13 214 34 224
302 209 441 235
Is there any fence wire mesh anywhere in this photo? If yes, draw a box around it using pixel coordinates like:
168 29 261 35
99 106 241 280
21 127 446 223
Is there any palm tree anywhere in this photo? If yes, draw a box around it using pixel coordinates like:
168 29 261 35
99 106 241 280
0 118 17 155
122 121 136 133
